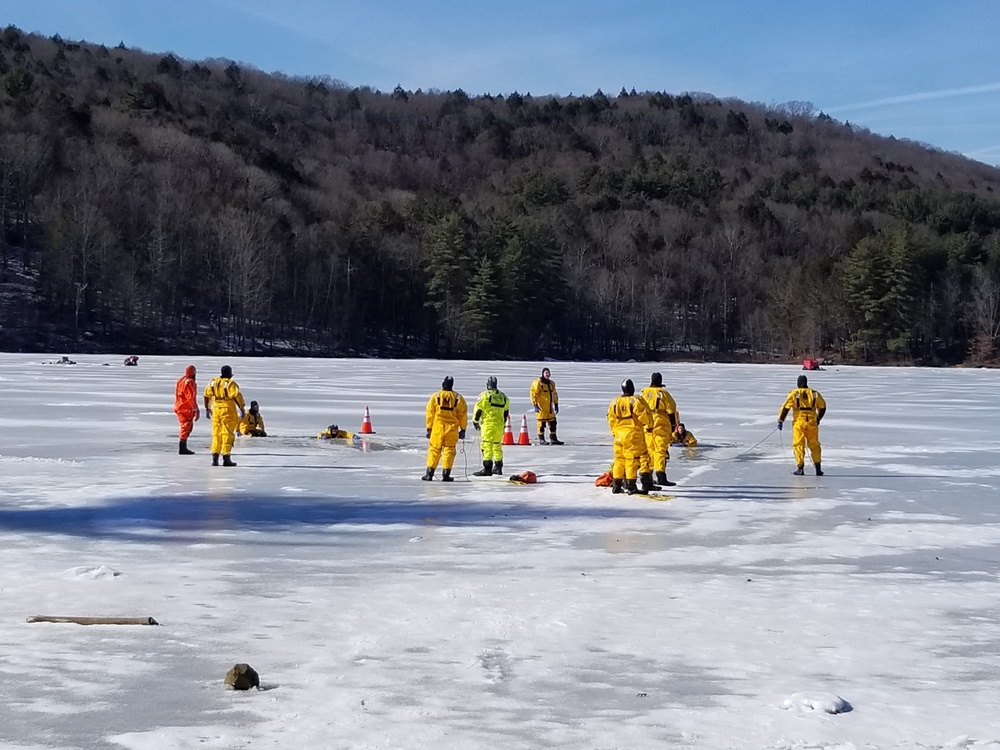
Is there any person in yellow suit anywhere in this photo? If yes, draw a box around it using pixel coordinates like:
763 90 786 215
317 424 356 440
529 366 563 445
671 423 698 447
640 372 678 489
238 400 267 436
607 379 654 495
203 365 245 467
472 376 510 476
778 374 827 476
422 376 468 482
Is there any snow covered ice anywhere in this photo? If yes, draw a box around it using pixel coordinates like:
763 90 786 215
2 353 1000 750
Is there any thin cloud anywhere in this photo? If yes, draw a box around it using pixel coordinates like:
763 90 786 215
830 82 1000 113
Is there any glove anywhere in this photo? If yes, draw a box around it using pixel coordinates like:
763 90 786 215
473 422 481 431
239 409 246 420
426 428 432 439
534 405 540 413
554 404 559 414
776 422 783 431
459 429 466 440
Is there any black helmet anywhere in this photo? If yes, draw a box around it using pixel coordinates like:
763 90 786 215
221 365 233 378
621 378 635 396
328 424 339 432
797 375 808 388
486 376 498 390
650 372 662 387
442 376 454 390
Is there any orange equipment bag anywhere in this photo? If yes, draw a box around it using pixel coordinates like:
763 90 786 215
594 471 613 487
509 471 537 484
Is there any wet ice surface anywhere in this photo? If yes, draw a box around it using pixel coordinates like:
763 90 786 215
1 355 1000 749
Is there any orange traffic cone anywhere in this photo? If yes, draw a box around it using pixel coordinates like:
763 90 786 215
517 414 532 445
502 415 515 445
360 405 375 434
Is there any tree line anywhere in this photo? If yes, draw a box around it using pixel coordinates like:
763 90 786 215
2 26 1000 363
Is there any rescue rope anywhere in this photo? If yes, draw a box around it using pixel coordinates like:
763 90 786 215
729 425 779 460
460 433 470 481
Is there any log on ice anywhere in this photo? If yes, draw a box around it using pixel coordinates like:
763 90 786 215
26 615 159 626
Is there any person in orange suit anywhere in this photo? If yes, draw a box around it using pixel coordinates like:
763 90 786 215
173 365 200 455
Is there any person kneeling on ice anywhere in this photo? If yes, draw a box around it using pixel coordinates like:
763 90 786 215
238 400 267 437
607 379 655 495
671 423 698 447
317 424 356 440
777 374 827 476
422 376 467 482
472 376 510 476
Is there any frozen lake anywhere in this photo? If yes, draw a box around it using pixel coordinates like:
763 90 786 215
1 353 999 750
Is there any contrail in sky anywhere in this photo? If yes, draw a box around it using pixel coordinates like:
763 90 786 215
830 82 1000 113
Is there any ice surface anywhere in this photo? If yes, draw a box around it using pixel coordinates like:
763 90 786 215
1 354 1000 749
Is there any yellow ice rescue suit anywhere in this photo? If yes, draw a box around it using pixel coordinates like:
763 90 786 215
778 377 827 474
423 377 468 481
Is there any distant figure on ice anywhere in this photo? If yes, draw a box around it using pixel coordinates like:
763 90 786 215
317 424 356 440
173 365 200 455
640 372 678 488
123 355 139 366
607 379 654 495
472 376 510 476
529 367 563 445
422 376 467 482
777 374 827 476
238 400 267 436
671 423 698 447
203 365 245 467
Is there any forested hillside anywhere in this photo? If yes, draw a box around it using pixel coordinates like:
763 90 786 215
2 26 1000 362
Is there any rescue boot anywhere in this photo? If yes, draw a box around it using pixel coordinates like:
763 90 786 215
493 460 503 475
654 470 677 488
441 468 454 482
815 462 824 476
611 478 624 494
792 464 805 475
222 454 237 467
537 433 549 445
549 433 564 445
179 440 194 455
639 472 661 493
421 467 435 481
212 453 219 466
473 460 493 477
625 478 647 496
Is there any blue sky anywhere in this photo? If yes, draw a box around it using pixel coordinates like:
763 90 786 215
5 1 1000 166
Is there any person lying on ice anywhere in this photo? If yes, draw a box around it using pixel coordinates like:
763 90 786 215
317 424 356 440
670 423 698 447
